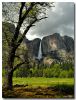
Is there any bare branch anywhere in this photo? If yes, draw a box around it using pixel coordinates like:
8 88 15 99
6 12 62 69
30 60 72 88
24 3 27 10
21 3 35 21
35 2 54 8
16 18 37 47
15 55 22 59
15 55 25 62
16 16 47 47
13 62 25 71
12 3 35 43
37 16 48 21
19 2 25 20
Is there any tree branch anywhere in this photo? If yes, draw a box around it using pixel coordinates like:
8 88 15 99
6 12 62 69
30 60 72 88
12 2 35 43
37 16 48 21
15 55 22 60
15 55 25 62
16 16 47 48
19 2 25 20
13 62 25 72
22 3 35 20
16 16 47 47
16 18 37 47
35 2 54 8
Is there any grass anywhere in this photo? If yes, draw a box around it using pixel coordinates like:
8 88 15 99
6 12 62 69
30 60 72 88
13 77 74 87
3 77 74 98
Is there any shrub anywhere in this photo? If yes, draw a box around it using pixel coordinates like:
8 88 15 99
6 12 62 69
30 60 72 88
68 69 74 77
59 70 68 78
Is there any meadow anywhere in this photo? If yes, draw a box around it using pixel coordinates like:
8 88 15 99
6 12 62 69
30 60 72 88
13 77 74 87
3 77 74 98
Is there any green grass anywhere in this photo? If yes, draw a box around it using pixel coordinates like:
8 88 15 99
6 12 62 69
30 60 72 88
3 77 74 98
13 77 74 87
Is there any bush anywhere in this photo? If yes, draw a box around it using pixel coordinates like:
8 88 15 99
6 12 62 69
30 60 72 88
13 67 30 77
68 69 74 77
43 68 51 77
59 70 68 78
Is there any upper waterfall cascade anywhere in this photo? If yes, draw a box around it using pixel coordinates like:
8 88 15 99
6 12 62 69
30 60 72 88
37 42 42 60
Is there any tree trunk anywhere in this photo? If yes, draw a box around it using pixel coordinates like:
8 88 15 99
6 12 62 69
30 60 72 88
7 71 13 89
4 70 13 90
3 46 15 90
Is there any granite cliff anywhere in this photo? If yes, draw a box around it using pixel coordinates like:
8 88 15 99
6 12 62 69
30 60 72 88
41 33 74 56
24 33 74 64
23 37 41 58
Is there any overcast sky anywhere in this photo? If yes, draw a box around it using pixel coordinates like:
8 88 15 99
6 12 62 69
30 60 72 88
26 2 74 40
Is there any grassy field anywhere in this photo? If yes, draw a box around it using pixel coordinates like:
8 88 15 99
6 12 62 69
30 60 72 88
3 77 74 98
13 77 74 87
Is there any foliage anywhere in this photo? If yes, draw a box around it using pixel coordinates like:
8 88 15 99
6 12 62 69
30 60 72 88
2 22 29 77
13 62 74 78
59 70 69 78
14 67 30 77
2 22 14 67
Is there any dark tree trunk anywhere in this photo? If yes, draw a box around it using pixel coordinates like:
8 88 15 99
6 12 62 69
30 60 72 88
7 71 13 89
3 46 16 90
4 70 13 90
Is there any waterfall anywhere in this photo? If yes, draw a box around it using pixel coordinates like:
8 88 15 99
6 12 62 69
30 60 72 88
37 41 42 60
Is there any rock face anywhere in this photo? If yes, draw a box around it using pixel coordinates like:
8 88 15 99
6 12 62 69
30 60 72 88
41 33 74 65
41 33 74 57
24 37 41 57
24 33 74 63
63 35 74 52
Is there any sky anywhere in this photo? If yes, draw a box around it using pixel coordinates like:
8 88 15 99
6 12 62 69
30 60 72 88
26 2 74 40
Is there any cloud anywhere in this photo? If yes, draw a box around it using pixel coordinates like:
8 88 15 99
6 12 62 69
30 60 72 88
26 2 74 40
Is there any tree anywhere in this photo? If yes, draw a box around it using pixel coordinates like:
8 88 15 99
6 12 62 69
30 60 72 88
2 2 54 90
